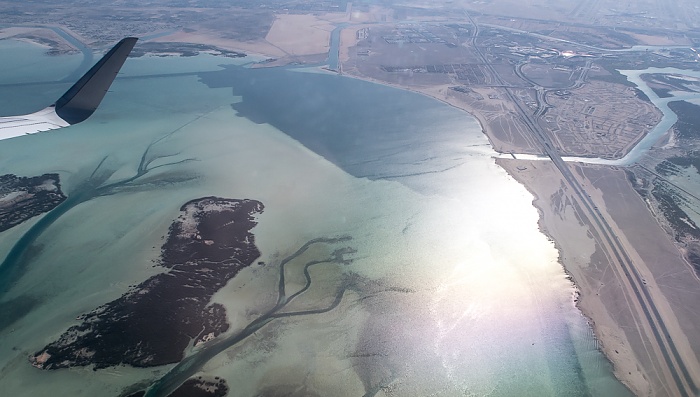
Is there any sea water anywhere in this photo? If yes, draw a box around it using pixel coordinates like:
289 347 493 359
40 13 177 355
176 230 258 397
0 39 630 396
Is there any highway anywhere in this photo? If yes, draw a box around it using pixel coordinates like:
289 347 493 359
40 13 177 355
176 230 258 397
465 11 698 397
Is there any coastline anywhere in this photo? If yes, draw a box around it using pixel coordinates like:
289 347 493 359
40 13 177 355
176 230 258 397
0 26 82 55
146 32 653 392
496 157 700 396
0 27 673 395
327 65 656 395
320 64 651 394
495 159 649 396
329 57 700 395
387 78 700 396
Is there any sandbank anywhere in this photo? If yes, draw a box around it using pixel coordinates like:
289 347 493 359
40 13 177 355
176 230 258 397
339 27 359 63
498 159 700 396
625 32 691 46
0 27 42 40
0 27 78 53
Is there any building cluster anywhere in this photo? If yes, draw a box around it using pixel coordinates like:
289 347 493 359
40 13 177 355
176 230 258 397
382 26 450 45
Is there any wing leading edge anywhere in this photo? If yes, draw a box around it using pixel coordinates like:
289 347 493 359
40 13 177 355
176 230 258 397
0 37 138 141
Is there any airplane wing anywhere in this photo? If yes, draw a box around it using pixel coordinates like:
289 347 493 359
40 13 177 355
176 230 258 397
0 37 138 141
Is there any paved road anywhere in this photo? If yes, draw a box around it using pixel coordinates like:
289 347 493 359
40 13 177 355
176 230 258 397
465 11 698 397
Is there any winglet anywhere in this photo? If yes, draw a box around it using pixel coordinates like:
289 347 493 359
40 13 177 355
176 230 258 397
54 37 138 125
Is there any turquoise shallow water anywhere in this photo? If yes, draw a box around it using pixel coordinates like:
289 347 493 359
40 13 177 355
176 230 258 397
0 40 82 114
0 39 630 396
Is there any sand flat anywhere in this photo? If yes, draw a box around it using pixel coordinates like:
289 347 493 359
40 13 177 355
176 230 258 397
501 158 700 396
265 14 333 56
498 158 654 396
339 27 359 63
578 165 700 380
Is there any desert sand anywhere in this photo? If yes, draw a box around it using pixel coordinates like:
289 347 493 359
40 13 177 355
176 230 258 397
497 159 700 396
151 14 337 63
338 27 358 63
265 14 333 57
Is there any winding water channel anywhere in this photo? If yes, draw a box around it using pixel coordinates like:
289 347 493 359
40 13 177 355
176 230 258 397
327 24 344 71
322 23 697 166
142 237 353 397
563 68 700 165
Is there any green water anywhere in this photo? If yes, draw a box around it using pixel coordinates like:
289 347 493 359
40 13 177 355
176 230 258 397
0 39 631 397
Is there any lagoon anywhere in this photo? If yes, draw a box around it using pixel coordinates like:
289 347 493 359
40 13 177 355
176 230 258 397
0 39 630 397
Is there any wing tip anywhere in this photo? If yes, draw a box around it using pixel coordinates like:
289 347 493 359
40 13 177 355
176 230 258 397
54 36 138 125
121 37 139 46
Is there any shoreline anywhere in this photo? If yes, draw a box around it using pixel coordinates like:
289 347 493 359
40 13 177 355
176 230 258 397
0 28 657 394
324 65 650 394
495 159 646 396
326 67 652 395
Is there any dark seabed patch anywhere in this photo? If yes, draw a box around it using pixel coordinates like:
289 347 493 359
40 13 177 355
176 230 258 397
667 100 700 142
196 65 480 192
166 377 229 397
126 377 229 397
0 173 66 232
135 237 355 397
30 197 263 370
0 294 42 333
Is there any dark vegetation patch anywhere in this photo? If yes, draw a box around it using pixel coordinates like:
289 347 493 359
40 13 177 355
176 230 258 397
668 100 700 141
587 64 636 87
667 156 700 174
130 42 245 58
626 169 649 198
651 184 700 240
0 173 66 233
656 101 700 179
588 62 651 102
167 377 229 397
655 160 683 177
30 197 264 370
642 73 700 99
652 87 673 98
